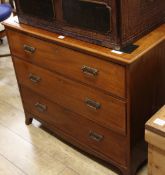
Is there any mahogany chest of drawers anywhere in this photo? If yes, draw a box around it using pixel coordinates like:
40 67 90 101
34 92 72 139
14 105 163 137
15 0 165 49
4 17 165 175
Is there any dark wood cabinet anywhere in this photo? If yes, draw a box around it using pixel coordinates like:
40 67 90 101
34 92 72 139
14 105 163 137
4 17 165 175
14 0 165 49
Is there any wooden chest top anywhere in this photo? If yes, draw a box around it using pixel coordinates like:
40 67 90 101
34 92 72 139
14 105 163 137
4 16 165 65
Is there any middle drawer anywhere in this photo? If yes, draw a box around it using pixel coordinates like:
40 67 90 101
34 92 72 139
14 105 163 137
14 57 126 135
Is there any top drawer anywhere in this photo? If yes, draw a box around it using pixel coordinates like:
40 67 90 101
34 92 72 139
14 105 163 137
7 30 126 98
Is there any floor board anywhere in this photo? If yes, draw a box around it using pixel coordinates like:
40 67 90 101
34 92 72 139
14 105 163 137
0 154 25 175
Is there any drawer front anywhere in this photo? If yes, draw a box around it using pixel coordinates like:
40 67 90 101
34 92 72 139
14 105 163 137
14 58 126 135
21 86 127 166
7 30 126 98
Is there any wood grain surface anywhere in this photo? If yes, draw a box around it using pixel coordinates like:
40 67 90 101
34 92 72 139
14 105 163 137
7 29 126 98
13 57 126 135
4 17 165 175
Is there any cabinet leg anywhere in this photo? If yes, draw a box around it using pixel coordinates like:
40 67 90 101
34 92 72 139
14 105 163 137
25 117 33 125
119 168 136 175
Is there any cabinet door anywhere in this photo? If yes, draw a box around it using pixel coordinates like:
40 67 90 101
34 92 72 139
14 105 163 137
15 0 55 20
61 0 119 48
62 0 111 33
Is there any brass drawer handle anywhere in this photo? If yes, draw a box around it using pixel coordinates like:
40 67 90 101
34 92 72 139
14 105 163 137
85 98 101 110
89 131 104 142
29 73 41 83
81 65 99 76
23 44 36 54
35 102 47 113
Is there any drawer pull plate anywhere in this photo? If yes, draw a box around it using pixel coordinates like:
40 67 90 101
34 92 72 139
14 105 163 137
81 65 99 76
23 44 36 54
85 98 101 110
29 73 41 83
35 102 47 112
89 131 104 142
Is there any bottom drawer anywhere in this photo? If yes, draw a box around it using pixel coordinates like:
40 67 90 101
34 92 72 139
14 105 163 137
21 86 127 166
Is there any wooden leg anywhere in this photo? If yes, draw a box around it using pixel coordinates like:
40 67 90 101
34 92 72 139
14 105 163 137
119 167 136 175
0 31 11 57
0 30 6 39
120 169 130 175
25 117 33 125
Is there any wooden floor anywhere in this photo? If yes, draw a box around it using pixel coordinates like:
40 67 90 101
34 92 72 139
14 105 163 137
0 38 147 175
